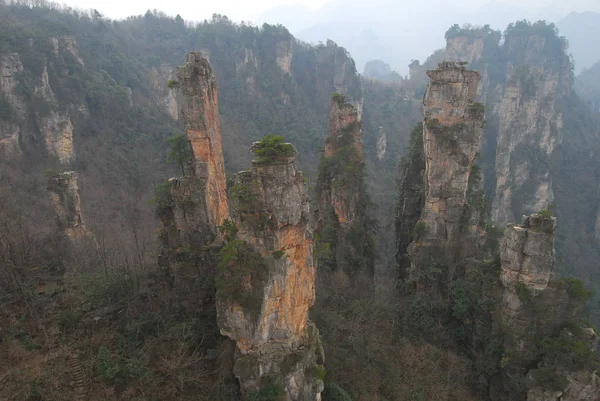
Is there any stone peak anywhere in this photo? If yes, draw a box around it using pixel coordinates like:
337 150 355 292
427 61 480 84
518 213 557 233
185 51 210 66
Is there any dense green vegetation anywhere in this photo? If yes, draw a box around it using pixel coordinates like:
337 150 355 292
166 134 192 175
445 23 497 39
217 238 269 316
251 134 296 165
1 2 600 400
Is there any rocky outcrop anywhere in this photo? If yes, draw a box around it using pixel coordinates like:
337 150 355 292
23 37 94 243
498 213 598 400
50 36 84 65
527 362 600 401
157 176 218 264
0 53 25 155
406 62 485 282
35 64 75 166
149 64 180 120
316 96 373 274
376 126 386 160
499 215 562 369
276 38 293 74
499 214 556 292
217 146 324 401
445 35 485 65
177 52 229 229
46 172 90 242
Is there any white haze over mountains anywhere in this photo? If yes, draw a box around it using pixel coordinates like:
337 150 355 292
256 0 600 74
57 0 600 74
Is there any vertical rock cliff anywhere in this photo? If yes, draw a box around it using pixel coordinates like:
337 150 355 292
498 213 599 401
315 40 364 119
217 141 324 401
491 30 571 226
316 95 373 274
177 51 229 230
276 37 293 74
149 64 180 120
0 53 25 155
159 52 229 267
405 62 485 285
444 23 571 226
10 37 95 244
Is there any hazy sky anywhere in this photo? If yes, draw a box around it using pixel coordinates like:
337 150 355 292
55 0 600 22
57 0 329 21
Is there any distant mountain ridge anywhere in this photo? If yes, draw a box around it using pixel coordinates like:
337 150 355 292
556 11 600 73
258 1 600 75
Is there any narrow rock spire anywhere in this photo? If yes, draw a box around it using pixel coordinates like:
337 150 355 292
406 61 485 285
315 94 374 275
177 51 229 228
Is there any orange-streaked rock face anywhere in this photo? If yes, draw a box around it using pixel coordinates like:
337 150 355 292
177 52 229 228
217 154 323 401
220 223 315 352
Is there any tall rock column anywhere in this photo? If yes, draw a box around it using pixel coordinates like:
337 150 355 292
177 51 229 229
158 52 230 267
406 62 485 284
217 140 324 401
315 95 373 274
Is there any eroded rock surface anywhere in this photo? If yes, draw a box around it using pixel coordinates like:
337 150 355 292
444 27 571 226
149 64 180 120
218 151 324 401
491 36 569 225
159 52 229 268
316 40 363 119
0 53 25 155
177 52 229 229
406 62 485 281
498 214 598 400
316 96 373 274
46 172 90 242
